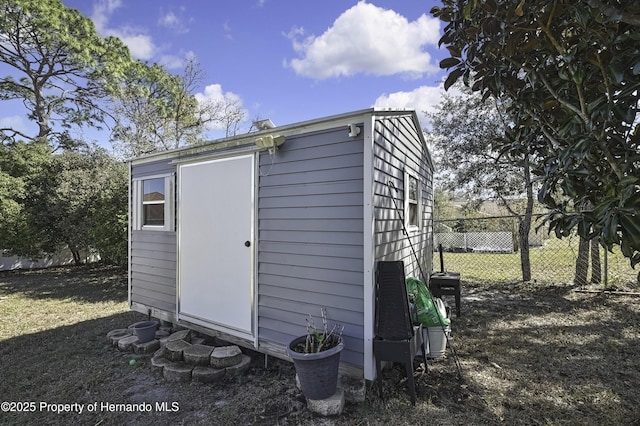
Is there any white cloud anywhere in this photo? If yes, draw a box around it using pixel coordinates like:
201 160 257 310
90 0 157 60
159 11 179 27
285 2 440 79
116 32 156 60
90 0 122 33
0 115 32 136
158 8 190 34
223 22 233 40
374 84 463 128
195 84 247 132
158 51 195 70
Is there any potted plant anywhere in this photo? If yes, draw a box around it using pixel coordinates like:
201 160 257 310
286 308 344 400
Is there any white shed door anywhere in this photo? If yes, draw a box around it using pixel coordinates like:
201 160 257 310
178 155 254 338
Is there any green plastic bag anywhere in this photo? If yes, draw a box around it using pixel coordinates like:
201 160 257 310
406 277 450 327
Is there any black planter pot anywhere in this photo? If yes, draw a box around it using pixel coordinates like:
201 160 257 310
286 335 344 400
132 320 158 343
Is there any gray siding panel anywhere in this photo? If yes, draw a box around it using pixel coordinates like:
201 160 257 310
130 158 178 313
130 230 177 312
260 241 362 258
257 126 365 370
373 114 434 279
260 167 364 186
259 263 363 287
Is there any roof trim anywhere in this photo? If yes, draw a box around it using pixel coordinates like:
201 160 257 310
129 108 421 165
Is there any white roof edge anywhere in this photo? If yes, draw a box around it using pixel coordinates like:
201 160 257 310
129 108 418 165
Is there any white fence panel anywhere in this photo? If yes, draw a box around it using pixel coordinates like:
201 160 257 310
435 232 514 253
0 248 100 271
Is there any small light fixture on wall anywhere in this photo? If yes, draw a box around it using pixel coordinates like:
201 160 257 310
255 134 286 155
348 123 361 137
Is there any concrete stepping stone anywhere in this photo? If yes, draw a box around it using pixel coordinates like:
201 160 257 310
133 339 160 355
151 356 174 374
191 336 206 345
107 326 256 386
210 345 242 368
164 329 191 344
307 388 345 416
165 340 191 361
183 344 214 366
107 329 132 346
159 325 173 333
192 366 226 383
225 354 252 376
155 330 171 340
163 362 193 382
117 335 139 351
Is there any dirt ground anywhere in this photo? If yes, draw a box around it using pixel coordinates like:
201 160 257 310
1 266 639 425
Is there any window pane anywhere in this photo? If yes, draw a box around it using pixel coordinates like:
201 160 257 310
143 178 165 202
408 176 418 201
144 204 164 226
408 203 418 227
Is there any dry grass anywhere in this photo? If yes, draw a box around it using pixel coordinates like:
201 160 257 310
1 266 639 425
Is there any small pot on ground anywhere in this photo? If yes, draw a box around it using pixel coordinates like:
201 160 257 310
133 320 159 343
286 308 344 400
287 335 344 400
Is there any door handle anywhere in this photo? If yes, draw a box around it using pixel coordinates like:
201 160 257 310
244 241 251 247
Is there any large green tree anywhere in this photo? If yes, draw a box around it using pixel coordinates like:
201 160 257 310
427 85 536 280
0 0 171 265
111 57 247 158
110 59 202 157
0 0 132 148
433 0 640 266
0 141 51 256
0 144 127 265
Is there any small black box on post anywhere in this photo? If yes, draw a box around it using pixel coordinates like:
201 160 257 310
429 272 462 317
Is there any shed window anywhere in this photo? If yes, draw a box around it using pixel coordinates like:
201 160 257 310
406 173 420 230
143 178 166 226
133 175 174 231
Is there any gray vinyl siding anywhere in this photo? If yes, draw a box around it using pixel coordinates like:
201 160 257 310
373 114 433 279
130 159 177 313
257 126 365 368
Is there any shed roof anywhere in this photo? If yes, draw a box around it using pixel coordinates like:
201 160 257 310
129 108 425 166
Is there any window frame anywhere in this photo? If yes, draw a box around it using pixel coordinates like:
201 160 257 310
405 171 421 232
132 174 174 232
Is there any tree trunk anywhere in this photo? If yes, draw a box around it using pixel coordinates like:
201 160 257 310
519 153 534 282
518 217 532 282
69 245 82 265
574 236 589 286
590 237 601 284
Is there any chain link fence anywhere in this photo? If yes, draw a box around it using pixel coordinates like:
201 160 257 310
433 215 639 289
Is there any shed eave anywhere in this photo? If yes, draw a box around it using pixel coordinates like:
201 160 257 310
129 108 421 166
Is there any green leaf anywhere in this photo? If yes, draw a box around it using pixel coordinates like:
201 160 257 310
463 1 474 20
444 68 464 90
440 57 461 69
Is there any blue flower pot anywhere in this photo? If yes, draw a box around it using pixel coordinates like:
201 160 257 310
287 336 344 400
133 320 159 343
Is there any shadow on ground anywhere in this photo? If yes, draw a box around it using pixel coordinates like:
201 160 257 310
0 264 127 304
1 267 639 425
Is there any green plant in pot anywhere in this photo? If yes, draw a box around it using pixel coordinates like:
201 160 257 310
286 308 344 400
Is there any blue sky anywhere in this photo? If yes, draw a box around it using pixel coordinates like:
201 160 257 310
2 0 452 148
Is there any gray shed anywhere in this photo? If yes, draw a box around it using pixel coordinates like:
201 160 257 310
128 108 434 380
